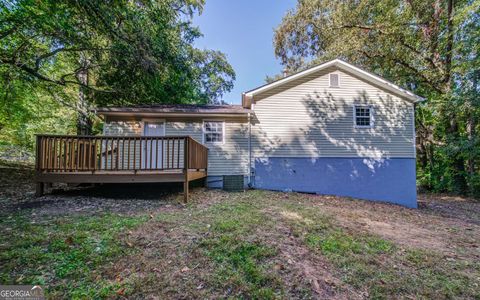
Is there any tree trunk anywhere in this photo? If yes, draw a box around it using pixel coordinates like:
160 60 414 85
466 115 476 174
444 0 454 86
466 71 478 180
77 55 92 135
444 0 468 194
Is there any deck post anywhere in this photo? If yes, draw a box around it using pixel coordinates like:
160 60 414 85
34 135 44 197
183 137 189 203
35 182 44 197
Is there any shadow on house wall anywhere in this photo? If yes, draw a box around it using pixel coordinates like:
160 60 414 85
247 88 417 208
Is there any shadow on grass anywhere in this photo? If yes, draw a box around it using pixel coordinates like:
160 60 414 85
50 182 184 199
47 178 207 200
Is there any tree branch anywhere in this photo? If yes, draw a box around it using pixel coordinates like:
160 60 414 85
34 47 109 71
336 23 445 76
0 25 17 40
0 58 114 93
359 50 444 94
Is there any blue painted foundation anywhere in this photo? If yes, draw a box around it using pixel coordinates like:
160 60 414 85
254 157 417 208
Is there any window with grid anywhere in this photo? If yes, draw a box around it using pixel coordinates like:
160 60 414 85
354 106 373 127
204 121 224 143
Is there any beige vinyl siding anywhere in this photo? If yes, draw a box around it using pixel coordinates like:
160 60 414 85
103 116 249 176
252 67 415 159
103 120 142 136
102 119 141 169
165 117 249 176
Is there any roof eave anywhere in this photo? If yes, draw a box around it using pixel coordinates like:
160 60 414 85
244 58 424 104
96 111 251 118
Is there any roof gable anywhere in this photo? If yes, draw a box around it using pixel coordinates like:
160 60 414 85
242 59 424 107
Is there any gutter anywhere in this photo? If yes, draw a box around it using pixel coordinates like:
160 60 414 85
96 112 251 118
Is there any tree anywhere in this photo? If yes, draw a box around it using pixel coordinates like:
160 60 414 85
0 0 235 136
273 0 480 195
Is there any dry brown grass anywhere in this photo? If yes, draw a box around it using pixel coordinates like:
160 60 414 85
1 160 479 299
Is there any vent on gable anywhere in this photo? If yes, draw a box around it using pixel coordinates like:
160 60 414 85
329 73 340 87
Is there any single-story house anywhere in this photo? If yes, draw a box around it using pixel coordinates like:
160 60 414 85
97 59 422 207
35 59 423 208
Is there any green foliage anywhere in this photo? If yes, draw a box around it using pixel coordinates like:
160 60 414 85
274 0 480 196
0 0 235 149
0 75 76 151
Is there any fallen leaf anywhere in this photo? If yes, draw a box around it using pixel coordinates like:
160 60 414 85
116 288 125 296
181 266 190 272
273 264 283 271
65 236 73 245
324 278 336 286
197 283 204 290
446 257 456 262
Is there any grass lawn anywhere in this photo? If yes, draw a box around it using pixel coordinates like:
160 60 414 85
1 160 479 299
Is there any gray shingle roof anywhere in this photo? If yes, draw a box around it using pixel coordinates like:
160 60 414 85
96 104 251 115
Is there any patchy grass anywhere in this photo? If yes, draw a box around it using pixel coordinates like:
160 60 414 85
0 213 147 298
199 200 282 298
1 161 479 299
275 203 479 299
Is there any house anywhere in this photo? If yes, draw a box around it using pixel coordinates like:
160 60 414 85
35 59 423 208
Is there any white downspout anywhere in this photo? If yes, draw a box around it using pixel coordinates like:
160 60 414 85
248 112 252 187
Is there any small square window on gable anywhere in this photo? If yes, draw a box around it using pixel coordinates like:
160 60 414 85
329 73 340 88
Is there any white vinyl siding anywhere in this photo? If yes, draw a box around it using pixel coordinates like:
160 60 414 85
103 117 249 176
103 120 142 136
251 67 415 159
165 118 249 176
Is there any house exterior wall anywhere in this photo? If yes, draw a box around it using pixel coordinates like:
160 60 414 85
100 66 417 207
251 67 417 207
254 157 417 208
103 116 249 180
251 67 415 159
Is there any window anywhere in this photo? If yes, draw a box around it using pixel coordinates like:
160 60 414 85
204 121 224 143
354 105 373 128
329 73 340 87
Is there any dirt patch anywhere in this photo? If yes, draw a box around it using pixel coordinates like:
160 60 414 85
419 193 480 225
336 215 449 251
266 216 367 300
104 217 221 299
301 194 480 258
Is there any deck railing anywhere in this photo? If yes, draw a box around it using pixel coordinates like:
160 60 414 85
35 134 208 173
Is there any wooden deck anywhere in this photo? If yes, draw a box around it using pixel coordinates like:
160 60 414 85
35 134 208 202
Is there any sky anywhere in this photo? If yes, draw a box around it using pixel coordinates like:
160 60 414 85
192 0 297 104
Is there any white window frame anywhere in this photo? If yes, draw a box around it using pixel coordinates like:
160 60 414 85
329 73 340 88
353 105 374 128
202 120 225 145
